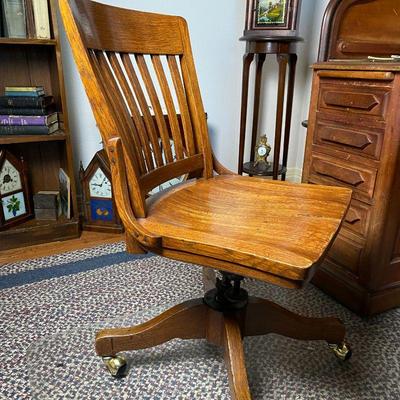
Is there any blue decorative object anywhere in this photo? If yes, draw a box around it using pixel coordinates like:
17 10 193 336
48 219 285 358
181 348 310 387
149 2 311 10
90 199 114 222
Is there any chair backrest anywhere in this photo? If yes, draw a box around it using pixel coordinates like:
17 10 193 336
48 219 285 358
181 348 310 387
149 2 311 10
60 0 213 217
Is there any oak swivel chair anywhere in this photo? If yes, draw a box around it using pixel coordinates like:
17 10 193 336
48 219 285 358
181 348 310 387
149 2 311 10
60 1 353 398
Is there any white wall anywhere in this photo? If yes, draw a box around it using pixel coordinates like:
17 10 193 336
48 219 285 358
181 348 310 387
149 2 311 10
58 0 331 183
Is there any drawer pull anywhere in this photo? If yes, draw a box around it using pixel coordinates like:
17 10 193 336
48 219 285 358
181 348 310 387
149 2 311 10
314 159 365 187
320 126 373 149
345 208 361 225
323 91 379 111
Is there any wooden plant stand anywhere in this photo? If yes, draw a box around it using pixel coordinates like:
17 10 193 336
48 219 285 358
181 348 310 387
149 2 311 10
238 38 301 180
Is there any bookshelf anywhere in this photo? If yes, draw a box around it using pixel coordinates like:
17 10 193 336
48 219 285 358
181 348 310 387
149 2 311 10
0 0 79 250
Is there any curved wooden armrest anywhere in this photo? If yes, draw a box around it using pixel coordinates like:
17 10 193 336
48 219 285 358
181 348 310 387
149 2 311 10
212 150 237 176
107 137 161 249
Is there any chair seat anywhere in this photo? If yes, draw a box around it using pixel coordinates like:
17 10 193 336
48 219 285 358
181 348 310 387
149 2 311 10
139 175 351 286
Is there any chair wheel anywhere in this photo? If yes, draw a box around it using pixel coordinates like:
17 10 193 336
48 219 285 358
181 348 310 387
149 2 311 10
328 342 352 361
102 355 127 378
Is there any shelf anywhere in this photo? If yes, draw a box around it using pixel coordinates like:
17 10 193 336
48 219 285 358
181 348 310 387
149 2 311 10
0 131 67 145
0 217 80 251
243 162 287 177
0 37 56 46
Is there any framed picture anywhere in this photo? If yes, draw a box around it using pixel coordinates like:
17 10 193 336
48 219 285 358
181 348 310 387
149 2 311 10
255 0 289 27
243 0 302 39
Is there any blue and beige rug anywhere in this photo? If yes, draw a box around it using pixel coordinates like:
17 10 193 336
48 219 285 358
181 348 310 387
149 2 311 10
1 243 400 399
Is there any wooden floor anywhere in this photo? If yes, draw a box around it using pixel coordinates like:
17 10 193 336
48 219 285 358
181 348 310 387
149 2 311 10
0 231 124 266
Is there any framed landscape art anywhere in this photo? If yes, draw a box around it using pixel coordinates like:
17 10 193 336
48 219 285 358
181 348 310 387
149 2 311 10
242 0 302 39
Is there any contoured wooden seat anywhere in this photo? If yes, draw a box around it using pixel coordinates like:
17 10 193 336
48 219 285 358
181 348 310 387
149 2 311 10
141 175 350 288
60 1 353 398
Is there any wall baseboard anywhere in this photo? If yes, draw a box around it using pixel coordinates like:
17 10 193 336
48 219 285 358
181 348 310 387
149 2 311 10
285 167 302 183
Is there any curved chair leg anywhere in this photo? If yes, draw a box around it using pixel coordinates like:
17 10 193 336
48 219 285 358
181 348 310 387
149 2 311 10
223 315 251 400
95 298 207 356
244 297 346 345
125 232 147 254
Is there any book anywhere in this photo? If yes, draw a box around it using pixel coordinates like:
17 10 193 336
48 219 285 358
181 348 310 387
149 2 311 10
32 0 50 39
5 86 45 97
0 121 59 134
24 0 35 38
0 112 58 126
0 95 53 108
1 0 27 38
0 107 54 115
5 86 44 91
0 1 3 37
59 168 71 219
5 90 45 97
33 190 61 220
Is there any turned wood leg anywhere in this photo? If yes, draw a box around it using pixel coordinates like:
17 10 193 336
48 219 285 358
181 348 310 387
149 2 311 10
223 314 251 400
244 297 346 344
95 298 207 356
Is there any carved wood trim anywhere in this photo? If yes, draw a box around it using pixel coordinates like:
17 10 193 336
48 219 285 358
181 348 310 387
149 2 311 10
323 91 379 111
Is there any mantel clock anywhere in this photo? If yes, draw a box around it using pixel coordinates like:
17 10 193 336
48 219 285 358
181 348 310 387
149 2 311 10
0 149 33 230
80 149 123 233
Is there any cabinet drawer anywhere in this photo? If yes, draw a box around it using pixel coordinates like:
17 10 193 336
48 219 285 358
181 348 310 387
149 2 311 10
314 119 383 160
327 233 363 275
344 200 371 238
309 154 377 201
318 82 390 120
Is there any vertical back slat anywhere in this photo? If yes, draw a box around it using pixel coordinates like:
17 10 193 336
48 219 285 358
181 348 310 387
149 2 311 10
97 51 155 172
107 52 161 172
121 54 165 170
135 55 174 164
152 55 185 160
179 49 213 178
167 55 196 156
91 50 146 174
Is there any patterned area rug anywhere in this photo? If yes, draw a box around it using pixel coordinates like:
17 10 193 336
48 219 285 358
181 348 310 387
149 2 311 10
1 243 400 399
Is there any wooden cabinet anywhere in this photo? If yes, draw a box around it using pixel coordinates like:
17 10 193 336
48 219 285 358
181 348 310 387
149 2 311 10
0 0 79 250
303 64 400 315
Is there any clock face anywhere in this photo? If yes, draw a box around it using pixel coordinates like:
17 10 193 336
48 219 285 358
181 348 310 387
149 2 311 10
89 168 112 198
2 191 27 221
257 146 267 157
0 159 22 195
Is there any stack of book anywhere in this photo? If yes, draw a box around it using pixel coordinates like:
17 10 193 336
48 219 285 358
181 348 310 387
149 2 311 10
0 86 59 135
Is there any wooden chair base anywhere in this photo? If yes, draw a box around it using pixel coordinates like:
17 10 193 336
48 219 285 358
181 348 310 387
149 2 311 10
95 294 350 400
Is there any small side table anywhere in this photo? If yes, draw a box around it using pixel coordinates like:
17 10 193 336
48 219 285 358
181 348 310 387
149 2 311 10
237 37 302 180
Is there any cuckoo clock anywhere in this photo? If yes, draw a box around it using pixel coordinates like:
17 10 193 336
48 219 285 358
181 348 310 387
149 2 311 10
0 149 33 230
80 149 123 233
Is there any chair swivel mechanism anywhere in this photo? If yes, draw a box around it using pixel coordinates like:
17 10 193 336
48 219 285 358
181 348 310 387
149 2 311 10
60 1 352 398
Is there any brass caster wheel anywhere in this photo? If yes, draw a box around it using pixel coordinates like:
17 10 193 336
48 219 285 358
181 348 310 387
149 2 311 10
102 355 127 378
328 342 352 362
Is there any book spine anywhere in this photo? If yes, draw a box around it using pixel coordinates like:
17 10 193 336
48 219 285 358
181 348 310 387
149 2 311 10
32 0 50 39
0 107 50 115
24 0 35 38
0 115 56 125
0 96 50 107
3 0 27 38
5 91 45 97
0 124 56 135
5 86 44 91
